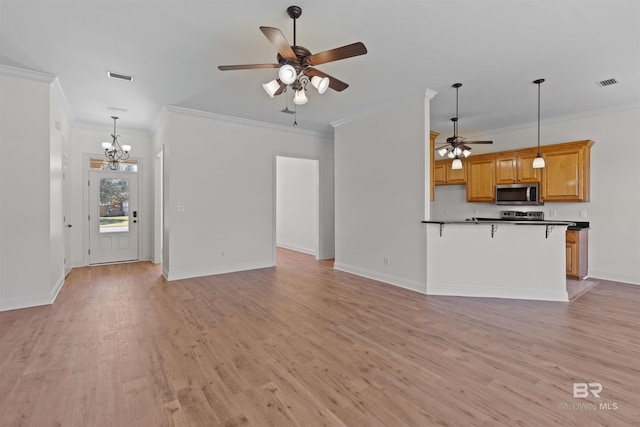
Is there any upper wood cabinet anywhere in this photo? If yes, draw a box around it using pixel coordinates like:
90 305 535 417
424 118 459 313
434 159 466 185
495 153 542 184
429 131 439 201
541 140 593 202
466 158 495 202
431 138 593 203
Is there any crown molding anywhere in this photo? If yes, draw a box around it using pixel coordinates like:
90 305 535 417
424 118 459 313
71 121 151 137
0 64 56 83
163 105 332 138
465 101 640 138
330 91 433 129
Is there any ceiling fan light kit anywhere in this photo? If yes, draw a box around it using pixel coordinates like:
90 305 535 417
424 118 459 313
218 5 367 112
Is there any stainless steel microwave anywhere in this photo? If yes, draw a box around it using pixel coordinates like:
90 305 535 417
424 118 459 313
495 183 543 205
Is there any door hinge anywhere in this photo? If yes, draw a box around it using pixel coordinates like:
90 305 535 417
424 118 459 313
88 249 91 255
88 214 90 221
88 180 90 186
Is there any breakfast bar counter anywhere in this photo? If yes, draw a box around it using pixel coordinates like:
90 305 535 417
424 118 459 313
422 219 575 302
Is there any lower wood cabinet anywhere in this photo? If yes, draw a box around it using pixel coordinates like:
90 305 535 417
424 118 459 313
566 228 588 280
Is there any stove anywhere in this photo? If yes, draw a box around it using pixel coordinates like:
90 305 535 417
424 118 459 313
499 210 544 221
471 210 545 222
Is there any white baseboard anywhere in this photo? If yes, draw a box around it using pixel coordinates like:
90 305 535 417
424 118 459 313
0 273 66 312
166 261 275 281
588 270 640 286
276 242 316 256
334 262 426 294
426 282 569 302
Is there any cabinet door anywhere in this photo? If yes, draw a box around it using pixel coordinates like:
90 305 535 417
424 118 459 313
566 241 577 277
496 157 517 184
517 153 542 183
542 148 585 201
467 159 495 202
446 163 466 184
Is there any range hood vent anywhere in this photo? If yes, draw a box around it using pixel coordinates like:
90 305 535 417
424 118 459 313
596 77 619 87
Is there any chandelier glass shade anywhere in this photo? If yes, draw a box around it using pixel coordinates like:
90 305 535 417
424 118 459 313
102 116 130 170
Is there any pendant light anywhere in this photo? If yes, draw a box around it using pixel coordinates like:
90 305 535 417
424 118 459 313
532 78 546 169
101 116 131 170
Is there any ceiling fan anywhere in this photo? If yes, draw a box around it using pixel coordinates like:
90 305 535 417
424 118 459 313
218 5 367 105
436 83 493 162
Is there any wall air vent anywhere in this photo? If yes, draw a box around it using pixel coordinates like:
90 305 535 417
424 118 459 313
596 77 619 87
107 71 134 82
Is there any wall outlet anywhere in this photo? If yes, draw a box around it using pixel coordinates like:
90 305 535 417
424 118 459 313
580 210 588 218
176 205 185 213
383 256 390 266
549 209 557 218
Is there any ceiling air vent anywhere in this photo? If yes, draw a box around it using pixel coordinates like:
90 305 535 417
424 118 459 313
596 77 619 87
107 71 134 82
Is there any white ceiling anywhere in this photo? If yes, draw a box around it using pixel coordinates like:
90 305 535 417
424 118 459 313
1 0 639 138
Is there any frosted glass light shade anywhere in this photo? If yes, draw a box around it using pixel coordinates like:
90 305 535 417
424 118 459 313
293 89 308 105
462 148 471 158
102 142 112 150
437 147 448 157
263 79 280 97
311 76 330 94
279 64 297 84
447 151 455 159
452 158 463 169
533 154 545 168
122 145 131 152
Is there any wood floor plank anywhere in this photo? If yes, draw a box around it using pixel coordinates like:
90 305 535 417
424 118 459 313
0 249 638 426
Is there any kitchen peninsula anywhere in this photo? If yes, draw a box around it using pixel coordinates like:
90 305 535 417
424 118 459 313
423 218 575 302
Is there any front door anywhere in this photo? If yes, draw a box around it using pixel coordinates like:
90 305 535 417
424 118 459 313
89 171 139 264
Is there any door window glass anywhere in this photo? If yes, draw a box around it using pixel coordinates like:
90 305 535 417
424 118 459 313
99 178 129 233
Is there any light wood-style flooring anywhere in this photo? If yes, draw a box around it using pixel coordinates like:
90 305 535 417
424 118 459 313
1 249 638 426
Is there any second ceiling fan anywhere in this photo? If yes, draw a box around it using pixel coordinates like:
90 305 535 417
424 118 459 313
436 83 493 165
218 5 367 105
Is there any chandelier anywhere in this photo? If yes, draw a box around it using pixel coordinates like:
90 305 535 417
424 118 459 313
101 116 131 170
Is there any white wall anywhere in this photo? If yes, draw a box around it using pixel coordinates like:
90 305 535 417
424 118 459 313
276 156 318 256
333 93 433 293
156 107 334 281
431 107 640 285
68 126 154 267
0 68 68 311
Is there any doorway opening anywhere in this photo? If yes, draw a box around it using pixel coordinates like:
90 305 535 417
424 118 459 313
85 157 139 265
275 156 319 263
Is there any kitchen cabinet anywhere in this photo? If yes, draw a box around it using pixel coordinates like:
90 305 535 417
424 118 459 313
429 131 439 201
566 228 588 279
495 152 541 184
434 159 466 185
466 158 495 202
541 140 593 202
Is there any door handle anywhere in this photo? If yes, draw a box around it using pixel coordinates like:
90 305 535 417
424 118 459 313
67 224 73 228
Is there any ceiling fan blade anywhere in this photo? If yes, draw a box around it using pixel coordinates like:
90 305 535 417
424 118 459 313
305 68 349 92
218 63 279 71
305 42 367 66
260 26 297 60
464 141 493 144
